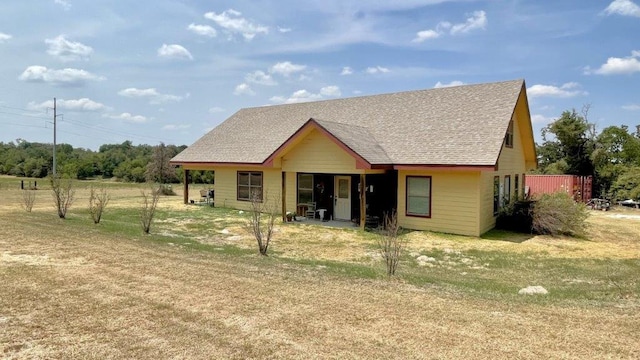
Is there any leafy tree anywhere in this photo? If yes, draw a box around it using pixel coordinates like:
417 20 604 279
541 109 595 176
591 126 640 196
609 166 640 201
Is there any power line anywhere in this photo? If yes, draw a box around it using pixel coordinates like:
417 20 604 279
0 104 48 114
61 117 172 143
0 120 47 129
1 103 174 144
0 110 50 120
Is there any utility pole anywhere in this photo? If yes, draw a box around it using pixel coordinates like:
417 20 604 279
53 98 57 176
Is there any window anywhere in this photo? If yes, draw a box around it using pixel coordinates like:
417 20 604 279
406 176 431 217
504 175 511 205
237 171 262 201
505 120 514 148
493 176 500 215
297 173 313 204
514 174 519 200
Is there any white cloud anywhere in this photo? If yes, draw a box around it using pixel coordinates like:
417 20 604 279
412 29 440 43
270 86 341 104
54 0 71 10
270 61 306 76
0 32 12 43
187 23 217 37
603 0 640 17
450 10 487 35
622 104 640 111
270 89 322 104
413 11 486 43
157 44 193 60
19 65 105 85
340 66 353 75
117 87 184 104
208 106 225 113
245 70 277 85
434 80 465 88
204 9 268 40
527 82 588 98
45 35 93 61
320 85 341 97
278 27 292 33
531 114 555 124
365 66 390 74
29 98 107 112
585 50 640 75
162 124 191 130
233 83 255 96
105 112 149 123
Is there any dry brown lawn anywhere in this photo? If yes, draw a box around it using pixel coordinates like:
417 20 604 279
0 178 639 359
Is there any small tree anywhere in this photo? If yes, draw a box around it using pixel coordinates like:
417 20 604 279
89 186 110 224
377 210 404 276
145 143 179 184
50 175 75 219
245 191 279 256
21 189 36 212
140 186 161 234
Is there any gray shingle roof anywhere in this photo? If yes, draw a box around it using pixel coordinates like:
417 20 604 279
171 79 525 166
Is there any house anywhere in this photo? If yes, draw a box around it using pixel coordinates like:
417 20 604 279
170 79 537 236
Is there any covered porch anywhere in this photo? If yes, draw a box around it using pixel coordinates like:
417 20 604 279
282 171 397 230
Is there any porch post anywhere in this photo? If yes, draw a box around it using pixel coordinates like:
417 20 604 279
183 169 189 204
360 174 366 230
282 171 287 222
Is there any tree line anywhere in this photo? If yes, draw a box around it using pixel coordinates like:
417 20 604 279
0 140 214 184
535 107 640 201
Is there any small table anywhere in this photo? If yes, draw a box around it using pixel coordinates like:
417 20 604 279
296 204 308 217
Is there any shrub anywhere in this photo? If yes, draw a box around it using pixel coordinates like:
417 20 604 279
21 189 36 212
140 187 160 234
532 192 589 237
50 175 75 219
244 191 279 256
158 184 175 196
376 210 404 276
89 186 110 224
496 200 535 233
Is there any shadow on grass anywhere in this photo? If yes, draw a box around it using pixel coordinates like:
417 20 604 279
481 229 535 243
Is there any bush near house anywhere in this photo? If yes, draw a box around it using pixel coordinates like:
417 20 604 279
496 199 535 233
497 192 588 237
532 192 589 237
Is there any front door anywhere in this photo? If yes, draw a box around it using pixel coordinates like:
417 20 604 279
334 176 351 220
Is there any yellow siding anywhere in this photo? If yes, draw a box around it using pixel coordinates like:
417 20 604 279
479 171 498 234
479 100 529 234
281 129 362 174
397 170 481 237
284 171 297 215
211 167 282 212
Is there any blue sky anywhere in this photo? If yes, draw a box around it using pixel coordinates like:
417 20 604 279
1 0 639 149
